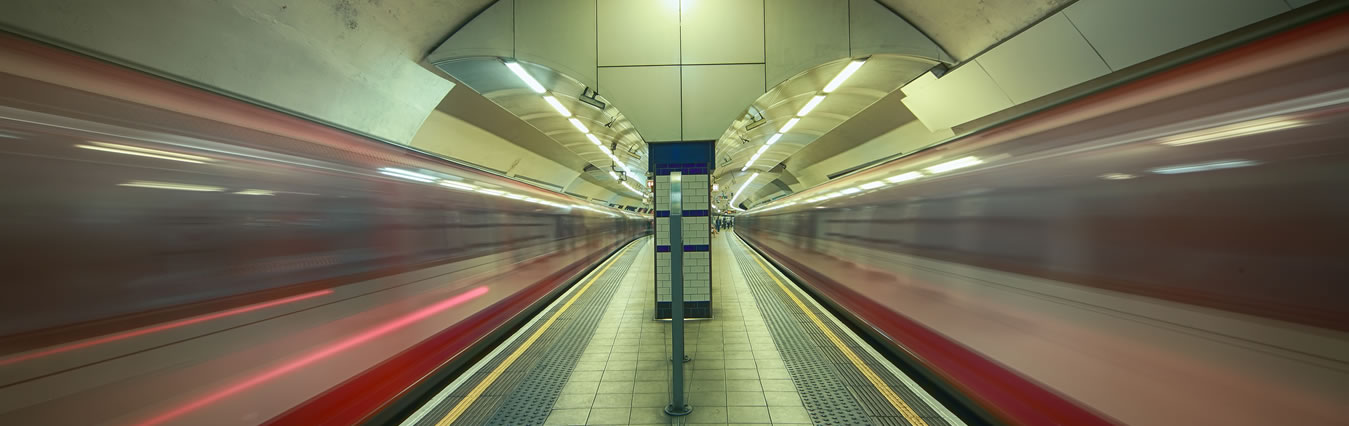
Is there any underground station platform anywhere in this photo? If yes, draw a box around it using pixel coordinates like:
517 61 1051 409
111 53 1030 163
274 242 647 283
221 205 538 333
400 234 963 426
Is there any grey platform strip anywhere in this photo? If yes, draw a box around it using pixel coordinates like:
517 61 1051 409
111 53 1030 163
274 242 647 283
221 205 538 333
411 246 640 426
732 245 951 426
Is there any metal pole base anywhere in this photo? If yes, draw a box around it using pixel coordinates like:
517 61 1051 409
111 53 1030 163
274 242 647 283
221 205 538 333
670 355 691 362
664 404 693 416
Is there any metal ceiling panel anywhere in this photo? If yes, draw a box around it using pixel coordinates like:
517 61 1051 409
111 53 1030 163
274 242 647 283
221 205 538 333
598 0 681 66
680 0 766 64
1064 0 1288 70
682 64 766 141
599 66 683 142
765 0 851 88
976 13 1111 104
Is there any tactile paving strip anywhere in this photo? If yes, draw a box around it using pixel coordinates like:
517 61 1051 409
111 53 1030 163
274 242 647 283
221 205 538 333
732 241 954 426
410 242 642 426
731 247 875 425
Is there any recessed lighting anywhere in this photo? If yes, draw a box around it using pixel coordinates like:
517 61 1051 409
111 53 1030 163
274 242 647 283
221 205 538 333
823 59 866 93
568 118 589 133
543 95 571 117
504 61 546 94
797 95 826 116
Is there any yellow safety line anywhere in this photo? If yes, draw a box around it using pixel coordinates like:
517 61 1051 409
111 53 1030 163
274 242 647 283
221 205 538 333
738 238 930 426
435 242 636 426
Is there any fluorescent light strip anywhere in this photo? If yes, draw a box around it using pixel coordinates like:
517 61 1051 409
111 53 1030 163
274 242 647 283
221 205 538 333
1150 159 1258 175
779 118 800 133
756 145 769 155
609 171 619 180
823 59 866 93
476 188 505 196
568 117 589 133
730 172 760 206
765 133 783 146
859 181 885 190
234 189 275 196
543 95 571 117
924 156 983 174
504 61 546 94
118 180 224 192
76 144 208 164
797 95 826 116
600 145 612 155
586 134 602 145
841 187 861 194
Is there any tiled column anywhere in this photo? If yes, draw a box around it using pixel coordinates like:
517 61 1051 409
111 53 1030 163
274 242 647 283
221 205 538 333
651 142 714 319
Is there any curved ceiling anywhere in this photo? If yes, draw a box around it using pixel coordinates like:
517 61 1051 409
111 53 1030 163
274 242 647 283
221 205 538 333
876 0 1075 60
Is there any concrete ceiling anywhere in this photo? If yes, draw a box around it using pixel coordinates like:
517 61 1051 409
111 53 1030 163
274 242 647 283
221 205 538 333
876 0 1075 60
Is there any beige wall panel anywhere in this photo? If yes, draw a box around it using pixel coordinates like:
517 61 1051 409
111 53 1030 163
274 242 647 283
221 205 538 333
598 0 681 66
1065 0 1288 70
681 64 766 141
412 110 586 191
516 0 598 87
680 0 766 64
765 0 850 88
901 62 1015 131
848 0 945 61
977 13 1111 104
599 66 683 141
428 0 514 62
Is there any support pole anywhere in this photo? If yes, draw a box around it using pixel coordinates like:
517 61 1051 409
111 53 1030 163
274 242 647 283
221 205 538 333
665 171 691 416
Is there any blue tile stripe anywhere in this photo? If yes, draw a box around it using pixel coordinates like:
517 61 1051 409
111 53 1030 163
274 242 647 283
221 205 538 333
656 245 710 252
655 210 708 217
653 162 710 176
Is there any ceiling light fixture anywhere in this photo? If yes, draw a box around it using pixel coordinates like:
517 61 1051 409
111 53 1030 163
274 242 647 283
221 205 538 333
859 181 885 190
568 117 589 133
504 61 546 94
779 118 800 133
765 133 783 146
609 170 620 180
797 95 826 116
586 134 603 145
823 59 867 93
543 95 571 117
730 172 759 206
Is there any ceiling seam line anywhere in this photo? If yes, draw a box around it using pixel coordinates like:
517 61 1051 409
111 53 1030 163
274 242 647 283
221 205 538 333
1061 12 1113 72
